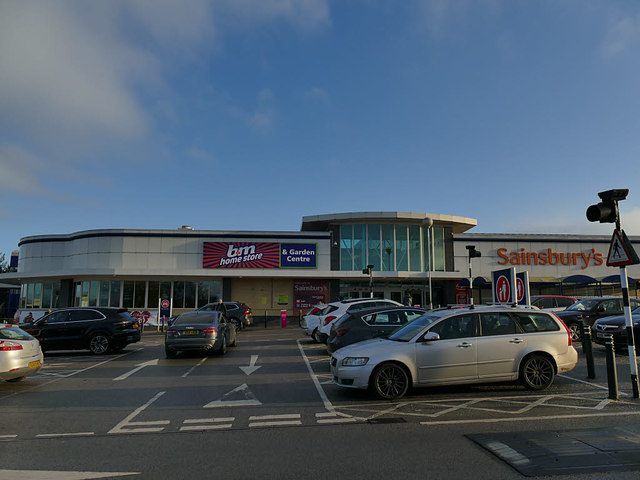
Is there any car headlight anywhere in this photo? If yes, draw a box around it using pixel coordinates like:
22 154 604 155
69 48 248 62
342 357 369 367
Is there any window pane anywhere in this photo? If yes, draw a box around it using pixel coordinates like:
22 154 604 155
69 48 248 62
433 226 445 271
74 283 81 307
395 226 408 271
134 281 146 308
110 281 121 307
89 280 99 307
353 224 366 271
81 281 90 307
381 224 394 271
34 283 42 308
409 225 421 271
160 281 171 300
52 282 61 308
184 281 196 308
123 281 134 308
148 281 159 309
367 224 381 271
99 281 110 307
174 281 184 308
27 283 34 308
42 283 52 308
340 224 353 271
480 313 517 336
197 282 209 307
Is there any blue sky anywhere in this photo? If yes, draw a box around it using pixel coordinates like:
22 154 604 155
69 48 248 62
2 0 640 260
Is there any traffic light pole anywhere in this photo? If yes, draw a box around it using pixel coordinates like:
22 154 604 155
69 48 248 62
619 262 640 398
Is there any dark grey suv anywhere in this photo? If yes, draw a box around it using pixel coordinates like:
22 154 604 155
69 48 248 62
20 307 141 354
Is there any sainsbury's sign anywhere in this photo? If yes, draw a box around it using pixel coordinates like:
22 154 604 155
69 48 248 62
497 248 604 270
203 242 317 269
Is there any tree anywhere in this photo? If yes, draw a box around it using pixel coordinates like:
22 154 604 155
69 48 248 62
0 253 11 273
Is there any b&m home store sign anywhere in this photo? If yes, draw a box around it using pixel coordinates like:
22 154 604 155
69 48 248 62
203 242 317 269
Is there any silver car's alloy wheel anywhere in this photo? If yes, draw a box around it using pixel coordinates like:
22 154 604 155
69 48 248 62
371 363 409 400
216 335 227 355
89 334 110 355
520 354 555 390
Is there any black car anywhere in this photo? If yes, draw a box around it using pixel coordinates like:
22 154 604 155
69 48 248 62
554 297 640 342
165 311 237 358
592 306 640 351
20 307 141 354
326 307 427 353
198 301 253 329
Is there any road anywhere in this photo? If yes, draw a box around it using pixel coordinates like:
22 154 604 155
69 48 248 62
1 324 639 479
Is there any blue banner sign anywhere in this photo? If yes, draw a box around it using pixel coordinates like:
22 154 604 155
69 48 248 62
280 243 317 268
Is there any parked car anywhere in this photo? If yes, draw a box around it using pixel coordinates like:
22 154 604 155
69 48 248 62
555 297 640 342
327 307 427 353
20 307 141 355
592 306 640 351
530 295 579 311
301 304 330 341
330 305 577 400
165 311 237 358
1 324 44 382
198 301 253 330
316 298 404 344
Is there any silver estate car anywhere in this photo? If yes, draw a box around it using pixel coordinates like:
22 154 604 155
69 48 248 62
330 305 577 400
1 324 44 382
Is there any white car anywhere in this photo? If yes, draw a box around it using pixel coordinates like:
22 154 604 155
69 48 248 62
316 298 403 344
330 305 577 399
301 304 330 341
0 324 44 382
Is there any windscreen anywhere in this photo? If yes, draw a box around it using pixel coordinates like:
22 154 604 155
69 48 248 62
174 312 219 325
387 314 440 342
566 299 600 311
0 326 34 341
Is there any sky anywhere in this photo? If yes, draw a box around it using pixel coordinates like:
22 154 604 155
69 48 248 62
2 0 640 260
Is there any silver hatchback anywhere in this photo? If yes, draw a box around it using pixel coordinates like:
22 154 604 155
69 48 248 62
330 306 577 399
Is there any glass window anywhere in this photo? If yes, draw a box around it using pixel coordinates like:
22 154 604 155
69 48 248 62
70 309 104 321
197 282 209 307
374 311 403 325
33 283 42 308
409 225 421 271
74 283 82 307
514 313 560 333
99 281 110 307
405 310 425 322
480 312 517 336
52 282 61 308
160 281 171 300
81 281 90 307
340 224 353 270
110 281 121 307
123 281 134 308
367 224 381 271
533 297 554 309
381 224 394 271
353 224 366 271
42 283 52 308
88 280 98 307
430 314 476 340
174 281 185 308
44 310 69 324
26 283 34 308
148 281 159 309
20 284 26 308
395 225 408 271
184 281 196 308
433 226 445 271
134 281 146 308
557 297 576 308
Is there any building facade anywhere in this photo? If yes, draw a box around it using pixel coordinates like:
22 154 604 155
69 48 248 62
2 212 638 323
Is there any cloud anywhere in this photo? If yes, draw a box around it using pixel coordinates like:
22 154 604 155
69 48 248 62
245 88 276 133
0 144 48 193
215 0 331 32
186 147 216 164
600 12 640 57
305 87 331 105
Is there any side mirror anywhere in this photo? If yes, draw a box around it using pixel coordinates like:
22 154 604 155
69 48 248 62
422 331 440 342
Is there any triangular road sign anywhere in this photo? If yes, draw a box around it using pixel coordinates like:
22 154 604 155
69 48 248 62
607 230 640 267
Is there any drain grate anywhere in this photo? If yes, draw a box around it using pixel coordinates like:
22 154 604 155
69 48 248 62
468 424 640 477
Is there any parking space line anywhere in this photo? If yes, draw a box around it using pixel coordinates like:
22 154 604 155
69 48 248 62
420 410 640 426
36 432 94 438
108 391 166 434
182 357 208 378
249 414 301 427
180 418 234 431
296 338 334 412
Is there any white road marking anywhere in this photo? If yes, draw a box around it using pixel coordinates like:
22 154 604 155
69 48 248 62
36 432 94 438
109 391 166 434
180 418 235 431
420 410 640 425
204 383 262 408
296 338 334 412
113 359 159 381
0 434 17 439
182 357 207 378
249 414 301 427
0 470 139 479
239 355 261 375
315 412 358 424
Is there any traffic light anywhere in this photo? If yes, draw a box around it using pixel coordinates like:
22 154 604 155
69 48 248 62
466 245 481 258
362 265 374 275
586 189 628 224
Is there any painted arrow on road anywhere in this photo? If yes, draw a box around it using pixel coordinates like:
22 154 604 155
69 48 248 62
239 355 261 375
113 359 158 381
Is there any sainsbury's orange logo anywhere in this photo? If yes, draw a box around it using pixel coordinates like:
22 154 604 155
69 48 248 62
497 248 604 270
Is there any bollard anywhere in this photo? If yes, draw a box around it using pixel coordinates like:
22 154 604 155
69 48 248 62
280 309 288 328
605 335 619 400
581 321 596 379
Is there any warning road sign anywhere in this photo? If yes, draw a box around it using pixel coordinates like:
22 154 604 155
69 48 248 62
606 229 640 267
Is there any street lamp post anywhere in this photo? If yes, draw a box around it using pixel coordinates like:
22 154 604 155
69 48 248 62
466 245 481 306
422 217 433 310
362 264 375 298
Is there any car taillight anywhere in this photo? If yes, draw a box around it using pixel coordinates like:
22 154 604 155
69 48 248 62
553 313 572 346
166 329 177 336
323 315 337 326
336 328 349 337
244 308 250 315
201 328 218 336
0 341 23 351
